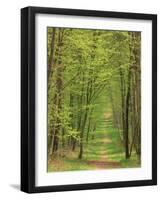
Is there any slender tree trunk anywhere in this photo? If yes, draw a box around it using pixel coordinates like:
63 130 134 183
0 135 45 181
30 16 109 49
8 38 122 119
78 73 85 159
86 114 91 143
119 68 127 156
125 69 131 159
128 32 141 159
48 28 56 79
50 28 64 154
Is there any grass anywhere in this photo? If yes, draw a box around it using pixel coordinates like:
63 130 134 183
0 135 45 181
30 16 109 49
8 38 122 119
48 115 141 172
105 119 141 168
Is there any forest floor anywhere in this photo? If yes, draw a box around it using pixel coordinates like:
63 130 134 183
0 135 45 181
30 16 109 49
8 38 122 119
48 112 140 172
85 112 121 169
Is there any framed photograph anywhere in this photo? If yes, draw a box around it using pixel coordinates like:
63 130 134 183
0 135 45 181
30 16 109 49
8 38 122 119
21 6 157 193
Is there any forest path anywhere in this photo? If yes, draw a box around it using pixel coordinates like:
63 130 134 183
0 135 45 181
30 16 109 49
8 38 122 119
86 112 121 169
48 111 122 172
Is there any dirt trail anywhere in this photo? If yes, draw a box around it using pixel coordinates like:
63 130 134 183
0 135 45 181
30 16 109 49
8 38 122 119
87 112 121 169
87 138 120 169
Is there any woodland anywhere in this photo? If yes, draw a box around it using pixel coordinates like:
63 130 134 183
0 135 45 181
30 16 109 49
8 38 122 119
47 27 141 172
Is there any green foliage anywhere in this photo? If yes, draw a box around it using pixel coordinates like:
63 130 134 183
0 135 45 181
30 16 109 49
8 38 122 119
47 27 141 171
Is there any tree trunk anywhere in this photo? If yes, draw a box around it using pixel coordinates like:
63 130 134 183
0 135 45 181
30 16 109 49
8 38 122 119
50 28 64 155
48 28 56 79
125 69 131 159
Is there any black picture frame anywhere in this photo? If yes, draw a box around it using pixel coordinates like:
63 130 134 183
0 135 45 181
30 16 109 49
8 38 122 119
21 6 157 193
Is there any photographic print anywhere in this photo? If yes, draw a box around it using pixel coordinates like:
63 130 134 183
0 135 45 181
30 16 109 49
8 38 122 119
21 7 157 193
47 28 141 172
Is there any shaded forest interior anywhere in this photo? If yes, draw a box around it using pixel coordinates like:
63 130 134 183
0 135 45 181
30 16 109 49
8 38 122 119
47 27 141 172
